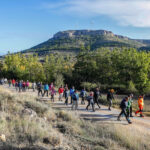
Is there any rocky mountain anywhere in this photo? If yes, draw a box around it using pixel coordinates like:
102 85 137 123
22 30 150 56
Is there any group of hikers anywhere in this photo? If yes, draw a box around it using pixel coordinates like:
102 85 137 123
7 79 36 92
0 78 145 124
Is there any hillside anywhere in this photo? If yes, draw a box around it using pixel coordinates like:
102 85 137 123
22 30 149 56
0 85 150 150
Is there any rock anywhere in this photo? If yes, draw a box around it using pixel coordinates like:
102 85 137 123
22 108 37 118
0 134 6 142
53 30 114 39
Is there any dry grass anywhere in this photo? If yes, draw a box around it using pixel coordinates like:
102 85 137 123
0 86 150 150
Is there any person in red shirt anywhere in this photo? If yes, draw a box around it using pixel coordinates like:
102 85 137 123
12 79 16 87
58 85 64 101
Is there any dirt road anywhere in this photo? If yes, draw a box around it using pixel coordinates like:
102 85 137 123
2 85 150 130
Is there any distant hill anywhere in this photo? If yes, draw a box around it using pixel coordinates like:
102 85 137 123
22 30 150 56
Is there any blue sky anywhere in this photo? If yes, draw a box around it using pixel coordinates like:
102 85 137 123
1 0 150 55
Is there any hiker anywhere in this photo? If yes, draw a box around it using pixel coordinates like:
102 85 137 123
63 84 68 97
37 82 43 96
70 86 75 104
86 91 95 112
51 87 56 102
126 94 134 117
8 79 11 87
4 78 7 84
94 88 101 109
26 80 30 91
107 89 115 111
49 82 54 92
0 78 4 85
32 82 36 92
15 81 18 91
117 97 132 124
64 87 70 105
12 79 15 87
72 90 79 110
22 81 26 92
58 85 64 101
80 88 87 105
135 94 144 117
18 81 22 92
0 78 5 85
43 83 49 97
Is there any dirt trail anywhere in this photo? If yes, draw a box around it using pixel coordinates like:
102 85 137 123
2 85 150 130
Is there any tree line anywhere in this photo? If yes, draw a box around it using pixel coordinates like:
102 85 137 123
1 47 150 94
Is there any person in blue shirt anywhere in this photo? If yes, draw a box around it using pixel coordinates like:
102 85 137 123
42 83 49 97
18 81 22 92
72 90 79 110
70 86 75 104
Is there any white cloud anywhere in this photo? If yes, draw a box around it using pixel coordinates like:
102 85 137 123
42 0 150 27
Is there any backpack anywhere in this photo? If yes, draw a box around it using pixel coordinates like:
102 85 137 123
73 94 77 101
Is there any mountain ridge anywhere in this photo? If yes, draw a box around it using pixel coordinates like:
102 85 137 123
22 29 150 55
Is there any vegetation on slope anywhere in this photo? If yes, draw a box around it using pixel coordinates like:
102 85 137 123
22 30 149 56
0 87 150 150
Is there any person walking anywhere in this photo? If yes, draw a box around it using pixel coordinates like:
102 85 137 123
8 79 11 87
80 88 87 105
135 94 144 117
22 81 26 92
49 82 54 93
126 94 134 117
4 78 7 84
63 84 68 97
37 82 43 97
94 88 101 109
32 82 36 92
72 90 79 110
26 80 30 91
117 97 132 124
64 87 70 105
15 81 18 91
58 85 64 101
18 81 22 92
12 79 15 87
70 86 75 104
107 89 115 111
51 87 56 102
86 91 95 112
43 83 49 97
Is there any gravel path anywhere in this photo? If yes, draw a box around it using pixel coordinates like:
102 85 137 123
2 85 150 129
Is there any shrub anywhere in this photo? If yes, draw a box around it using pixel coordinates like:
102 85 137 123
54 73 64 88
56 110 73 122
24 101 49 116
57 122 82 135
127 81 138 94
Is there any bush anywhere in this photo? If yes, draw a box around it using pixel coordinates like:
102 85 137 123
24 101 49 116
56 110 73 122
54 73 64 88
127 81 138 94
57 122 82 135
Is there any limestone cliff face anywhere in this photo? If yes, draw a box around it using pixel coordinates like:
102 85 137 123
53 30 131 41
22 29 147 55
53 30 115 38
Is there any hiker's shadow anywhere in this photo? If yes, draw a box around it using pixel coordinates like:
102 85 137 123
80 113 129 125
